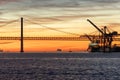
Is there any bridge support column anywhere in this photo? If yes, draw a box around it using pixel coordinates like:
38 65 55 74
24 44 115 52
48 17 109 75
20 17 24 53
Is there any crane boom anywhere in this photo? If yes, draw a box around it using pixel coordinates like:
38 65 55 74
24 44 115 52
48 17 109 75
84 34 93 42
87 19 104 34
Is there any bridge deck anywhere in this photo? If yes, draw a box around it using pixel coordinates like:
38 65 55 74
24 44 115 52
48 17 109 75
0 37 120 41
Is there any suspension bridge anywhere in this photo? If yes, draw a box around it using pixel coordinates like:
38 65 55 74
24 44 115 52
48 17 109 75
0 18 120 41
0 17 120 52
0 36 120 41
0 17 88 41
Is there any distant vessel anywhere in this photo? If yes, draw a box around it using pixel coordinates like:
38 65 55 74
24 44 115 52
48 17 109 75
57 49 62 52
0 49 3 52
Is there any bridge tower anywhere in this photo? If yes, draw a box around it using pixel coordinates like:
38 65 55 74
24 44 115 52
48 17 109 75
20 17 24 53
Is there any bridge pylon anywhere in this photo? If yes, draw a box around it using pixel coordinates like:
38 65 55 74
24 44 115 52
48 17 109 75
20 17 24 53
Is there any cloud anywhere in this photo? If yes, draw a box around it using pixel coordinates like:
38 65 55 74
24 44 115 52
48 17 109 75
0 0 20 4
108 23 120 28
0 0 120 21
0 0 120 11
28 0 120 8
0 12 2 15
1 0 120 10
0 17 10 22
16 13 112 25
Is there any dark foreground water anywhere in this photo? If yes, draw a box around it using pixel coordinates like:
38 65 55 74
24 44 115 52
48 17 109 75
0 53 120 80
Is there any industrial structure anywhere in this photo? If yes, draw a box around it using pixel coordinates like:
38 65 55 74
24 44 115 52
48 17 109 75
86 19 120 52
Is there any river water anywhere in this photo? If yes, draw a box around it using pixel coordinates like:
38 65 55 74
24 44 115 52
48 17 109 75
0 53 120 80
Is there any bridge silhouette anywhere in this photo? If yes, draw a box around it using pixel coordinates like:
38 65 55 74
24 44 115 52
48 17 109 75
0 17 120 52
0 37 82 40
0 36 120 41
0 18 120 41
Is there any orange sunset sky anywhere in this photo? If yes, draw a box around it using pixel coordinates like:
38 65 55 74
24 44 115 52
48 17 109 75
0 0 120 52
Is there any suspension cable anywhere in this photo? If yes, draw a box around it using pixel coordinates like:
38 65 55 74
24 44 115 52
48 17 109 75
25 18 81 36
0 19 18 27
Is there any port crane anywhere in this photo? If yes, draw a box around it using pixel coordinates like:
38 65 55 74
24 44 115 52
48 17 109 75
87 19 119 52
84 33 100 52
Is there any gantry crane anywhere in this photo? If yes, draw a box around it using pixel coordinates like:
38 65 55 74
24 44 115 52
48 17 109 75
87 19 118 52
84 33 100 52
